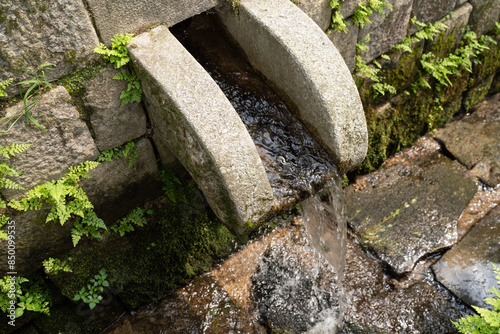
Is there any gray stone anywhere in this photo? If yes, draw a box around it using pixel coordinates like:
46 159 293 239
85 0 217 45
411 0 457 27
294 0 332 31
424 2 472 57
218 0 368 173
358 0 413 63
0 86 99 200
433 205 500 308
345 138 477 274
85 66 147 151
340 0 367 19
327 19 359 73
435 92 500 187
81 138 161 222
468 0 500 36
0 0 99 97
0 207 73 276
342 237 468 333
129 26 275 235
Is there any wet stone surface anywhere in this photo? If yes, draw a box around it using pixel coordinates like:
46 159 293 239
432 204 500 309
345 137 477 274
103 185 345 334
341 237 470 334
170 15 337 210
435 92 500 187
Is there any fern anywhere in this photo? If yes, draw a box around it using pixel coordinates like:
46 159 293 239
352 3 373 28
94 34 135 68
0 78 13 97
98 141 139 168
8 161 100 226
112 70 142 106
329 0 348 33
158 169 188 204
71 210 107 246
110 207 149 237
352 0 392 28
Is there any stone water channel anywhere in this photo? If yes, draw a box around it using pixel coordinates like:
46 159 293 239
103 19 499 334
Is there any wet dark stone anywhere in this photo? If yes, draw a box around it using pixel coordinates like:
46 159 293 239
435 92 500 187
252 246 341 333
432 204 500 309
341 237 469 334
345 140 477 274
170 14 337 210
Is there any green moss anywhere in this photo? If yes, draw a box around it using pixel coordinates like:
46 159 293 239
56 62 105 124
469 33 500 87
48 181 245 310
463 74 494 111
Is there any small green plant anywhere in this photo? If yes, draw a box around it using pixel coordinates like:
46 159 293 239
113 70 142 106
73 268 109 310
97 140 139 168
0 276 51 318
71 209 108 246
8 161 100 226
0 78 13 97
224 0 240 15
94 34 143 106
43 257 73 275
110 207 150 236
93 34 135 69
453 263 500 333
0 61 54 133
329 0 348 33
159 169 188 204
0 143 32 240
355 35 396 97
352 0 393 28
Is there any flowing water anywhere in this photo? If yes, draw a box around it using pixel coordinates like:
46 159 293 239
170 14 338 210
103 177 347 333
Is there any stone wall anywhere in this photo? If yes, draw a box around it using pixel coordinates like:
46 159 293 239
0 0 499 331
301 0 500 173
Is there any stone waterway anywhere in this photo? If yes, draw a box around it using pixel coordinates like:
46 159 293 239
170 15 337 210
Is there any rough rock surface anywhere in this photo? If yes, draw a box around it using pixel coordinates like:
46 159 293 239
81 138 161 223
424 2 472 57
103 210 344 334
0 0 99 97
341 237 468 333
411 0 457 26
0 207 73 276
85 66 147 151
294 0 332 31
435 92 500 187
340 0 367 19
327 19 359 73
468 0 500 36
129 26 274 235
85 0 217 45
345 137 477 274
358 0 413 63
433 205 500 308
1 86 99 200
218 0 368 173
